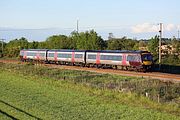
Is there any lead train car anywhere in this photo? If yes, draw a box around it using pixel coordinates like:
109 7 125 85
86 50 152 71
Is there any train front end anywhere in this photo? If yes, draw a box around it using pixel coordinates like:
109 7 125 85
141 52 153 71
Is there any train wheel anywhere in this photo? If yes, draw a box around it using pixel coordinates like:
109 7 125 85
96 64 100 69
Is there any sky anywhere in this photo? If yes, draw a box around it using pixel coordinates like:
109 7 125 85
0 0 180 42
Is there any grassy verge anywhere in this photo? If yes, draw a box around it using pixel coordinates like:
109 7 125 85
0 70 179 120
0 57 19 60
0 62 179 119
1 62 179 104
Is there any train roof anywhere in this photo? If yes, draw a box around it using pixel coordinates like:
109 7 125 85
21 49 48 51
21 49 151 54
48 49 86 52
86 50 151 54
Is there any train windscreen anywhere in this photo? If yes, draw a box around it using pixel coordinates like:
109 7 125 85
142 54 153 61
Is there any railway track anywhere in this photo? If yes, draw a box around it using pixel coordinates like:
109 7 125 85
0 59 180 82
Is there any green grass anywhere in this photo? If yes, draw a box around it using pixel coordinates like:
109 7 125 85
1 63 179 104
0 69 179 119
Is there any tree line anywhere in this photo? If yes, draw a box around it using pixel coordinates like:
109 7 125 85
0 30 180 65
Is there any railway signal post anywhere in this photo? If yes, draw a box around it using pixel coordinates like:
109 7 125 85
159 23 162 71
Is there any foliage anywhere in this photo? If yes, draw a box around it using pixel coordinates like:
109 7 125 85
171 39 180 54
28 41 39 49
148 35 159 56
2 30 180 65
107 38 138 50
45 35 74 49
4 37 29 57
0 41 6 57
71 30 106 50
0 64 179 119
162 54 180 65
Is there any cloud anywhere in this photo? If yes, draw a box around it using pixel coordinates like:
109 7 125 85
131 23 158 33
131 23 179 33
164 24 175 31
177 25 180 29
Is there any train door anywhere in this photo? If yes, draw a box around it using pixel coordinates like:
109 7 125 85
122 54 127 66
96 52 100 64
36 51 40 60
23 51 27 60
54 51 58 61
72 51 75 63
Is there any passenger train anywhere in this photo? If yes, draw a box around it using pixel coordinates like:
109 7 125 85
20 49 153 71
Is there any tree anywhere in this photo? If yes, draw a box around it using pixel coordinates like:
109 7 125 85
107 37 138 50
45 35 73 49
148 35 159 56
71 30 105 50
107 39 123 50
28 41 39 49
0 41 6 57
5 37 29 57
171 39 180 54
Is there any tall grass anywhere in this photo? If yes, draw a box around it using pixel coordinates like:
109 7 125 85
0 62 179 116
0 69 179 119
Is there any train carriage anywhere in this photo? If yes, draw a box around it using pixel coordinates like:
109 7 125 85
86 50 124 66
20 49 48 62
86 50 152 71
47 49 86 65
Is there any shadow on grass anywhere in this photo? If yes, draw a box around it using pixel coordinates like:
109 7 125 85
0 100 42 120
0 109 19 120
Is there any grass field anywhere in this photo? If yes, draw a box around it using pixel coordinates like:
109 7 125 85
0 63 179 119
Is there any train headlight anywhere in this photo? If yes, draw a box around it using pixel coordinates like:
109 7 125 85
143 61 152 65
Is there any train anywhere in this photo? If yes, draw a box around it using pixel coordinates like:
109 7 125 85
20 49 153 72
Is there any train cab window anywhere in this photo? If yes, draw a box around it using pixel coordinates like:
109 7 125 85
142 54 152 61
75 54 83 58
88 54 96 59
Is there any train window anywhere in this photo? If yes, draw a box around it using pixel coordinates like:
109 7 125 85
40 53 45 57
127 55 140 62
27 52 36 56
142 54 152 61
49 53 54 57
58 53 72 58
75 54 83 58
58 54 63 58
20 51 24 56
27 52 30 56
100 55 122 61
67 54 72 58
88 54 96 59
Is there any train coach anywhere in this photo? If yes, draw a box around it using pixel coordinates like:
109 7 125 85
20 49 153 71
46 49 86 66
86 50 153 71
20 49 47 62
